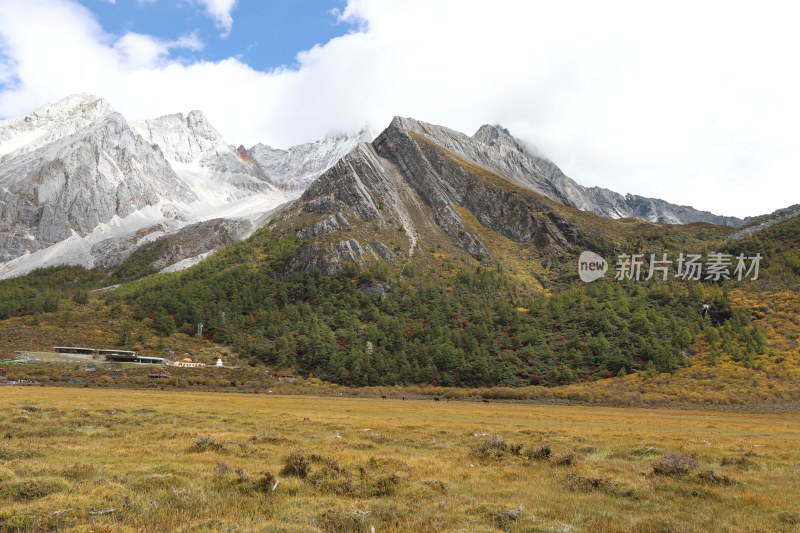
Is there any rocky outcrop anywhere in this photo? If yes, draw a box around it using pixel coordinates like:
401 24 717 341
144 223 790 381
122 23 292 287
93 218 251 271
297 214 351 237
90 225 166 268
149 218 252 271
622 194 743 226
727 203 800 240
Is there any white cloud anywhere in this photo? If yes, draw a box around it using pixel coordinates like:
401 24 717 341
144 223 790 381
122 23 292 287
0 0 799 218
192 0 237 36
114 32 203 68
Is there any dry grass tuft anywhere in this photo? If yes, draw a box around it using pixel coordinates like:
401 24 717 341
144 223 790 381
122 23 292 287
0 477 67 501
720 454 756 470
563 472 616 492
697 469 737 486
497 505 526 525
779 512 800 525
191 434 226 453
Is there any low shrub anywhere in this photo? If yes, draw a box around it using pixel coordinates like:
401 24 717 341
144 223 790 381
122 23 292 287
192 434 226 453
473 436 523 460
652 453 699 476
552 451 579 466
697 469 736 485
282 451 311 478
528 444 552 461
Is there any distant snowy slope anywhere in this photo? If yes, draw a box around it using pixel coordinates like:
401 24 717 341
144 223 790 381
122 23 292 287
249 127 374 192
131 111 283 201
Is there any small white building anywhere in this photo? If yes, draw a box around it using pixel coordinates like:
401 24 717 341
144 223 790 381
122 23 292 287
171 357 206 368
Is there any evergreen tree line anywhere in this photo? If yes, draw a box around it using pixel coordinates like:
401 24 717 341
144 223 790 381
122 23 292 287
0 265 101 320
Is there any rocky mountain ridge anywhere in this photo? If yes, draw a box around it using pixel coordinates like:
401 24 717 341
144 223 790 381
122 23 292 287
727 203 800 241
274 116 747 275
393 118 743 226
280 117 595 274
1 96 752 280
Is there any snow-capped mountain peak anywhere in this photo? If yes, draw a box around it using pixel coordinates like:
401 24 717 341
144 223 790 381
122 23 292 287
0 95 291 279
130 110 230 165
0 93 113 160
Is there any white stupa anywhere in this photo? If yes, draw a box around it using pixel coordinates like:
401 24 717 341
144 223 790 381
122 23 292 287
215 358 224 367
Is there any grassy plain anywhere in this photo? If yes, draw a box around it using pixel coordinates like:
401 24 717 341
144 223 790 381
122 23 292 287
1 388 798 532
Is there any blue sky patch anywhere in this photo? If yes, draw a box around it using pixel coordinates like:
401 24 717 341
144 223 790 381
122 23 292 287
76 0 354 71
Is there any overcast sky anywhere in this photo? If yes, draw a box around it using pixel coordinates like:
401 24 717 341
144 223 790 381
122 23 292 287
1 0 798 218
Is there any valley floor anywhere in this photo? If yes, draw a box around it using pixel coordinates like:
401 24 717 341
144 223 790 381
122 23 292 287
1 388 798 532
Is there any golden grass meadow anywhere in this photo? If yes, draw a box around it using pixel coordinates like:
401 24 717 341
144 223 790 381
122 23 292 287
1 387 798 532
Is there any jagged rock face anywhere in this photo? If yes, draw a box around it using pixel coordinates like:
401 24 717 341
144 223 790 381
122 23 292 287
0 108 194 262
376 122 590 253
130 111 222 164
297 214 351 238
303 144 387 222
249 128 373 192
